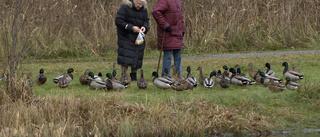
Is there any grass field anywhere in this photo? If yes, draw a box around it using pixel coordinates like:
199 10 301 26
1 52 319 136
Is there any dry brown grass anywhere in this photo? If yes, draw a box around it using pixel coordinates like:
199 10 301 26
0 95 273 136
0 0 319 57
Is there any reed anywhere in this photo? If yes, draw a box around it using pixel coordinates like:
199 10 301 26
0 0 319 58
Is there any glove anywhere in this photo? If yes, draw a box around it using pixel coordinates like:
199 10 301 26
165 26 172 32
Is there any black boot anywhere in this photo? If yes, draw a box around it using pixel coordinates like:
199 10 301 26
130 72 137 81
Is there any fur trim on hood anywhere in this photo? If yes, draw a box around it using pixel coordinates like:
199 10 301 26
123 0 147 9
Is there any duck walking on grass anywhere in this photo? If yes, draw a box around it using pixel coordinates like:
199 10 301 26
282 62 304 81
197 67 206 86
53 68 76 84
137 69 148 89
36 68 47 86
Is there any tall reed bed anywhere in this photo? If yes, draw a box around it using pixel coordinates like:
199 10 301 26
0 0 319 58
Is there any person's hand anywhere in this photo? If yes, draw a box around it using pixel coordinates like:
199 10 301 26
141 26 146 33
165 26 172 32
132 26 140 33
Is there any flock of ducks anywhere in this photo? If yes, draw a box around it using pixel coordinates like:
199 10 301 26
0 62 304 92
150 62 305 92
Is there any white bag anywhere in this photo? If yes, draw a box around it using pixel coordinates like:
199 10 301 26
135 30 145 45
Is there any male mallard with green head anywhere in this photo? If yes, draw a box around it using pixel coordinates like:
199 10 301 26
230 68 249 86
137 69 148 89
107 72 126 91
265 63 275 77
285 76 300 90
152 71 174 89
203 71 215 88
185 66 197 87
87 72 112 91
53 68 76 83
259 71 282 86
282 62 304 81
36 68 47 86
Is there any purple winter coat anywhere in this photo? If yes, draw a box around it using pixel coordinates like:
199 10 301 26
152 0 185 50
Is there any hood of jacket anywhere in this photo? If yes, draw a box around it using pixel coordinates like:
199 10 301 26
123 0 147 9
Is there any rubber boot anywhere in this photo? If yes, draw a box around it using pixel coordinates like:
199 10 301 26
130 72 137 81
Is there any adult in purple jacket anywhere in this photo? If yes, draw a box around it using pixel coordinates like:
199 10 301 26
152 0 185 76
115 0 149 81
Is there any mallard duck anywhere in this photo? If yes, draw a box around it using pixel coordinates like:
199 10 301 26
87 72 112 91
175 68 185 82
120 66 131 86
268 79 286 92
112 62 118 80
26 73 33 87
137 69 148 89
259 71 282 86
107 72 126 91
230 68 251 86
98 72 103 78
253 69 263 84
248 63 258 79
216 70 230 88
53 68 76 83
285 76 300 90
236 68 255 85
264 63 275 77
152 71 174 89
79 69 90 85
222 65 232 79
282 62 305 81
36 68 47 86
185 66 197 87
172 79 193 91
197 67 206 86
291 64 300 73
59 73 69 88
203 71 215 88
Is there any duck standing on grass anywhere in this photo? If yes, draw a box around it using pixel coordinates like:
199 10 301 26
203 71 215 88
152 71 174 90
282 62 305 81
106 72 126 91
137 69 148 89
248 63 258 79
120 67 131 86
79 69 90 85
59 73 69 88
53 68 76 84
36 68 47 86
216 70 230 88
185 66 197 87
87 72 112 91
264 63 275 77
197 67 206 86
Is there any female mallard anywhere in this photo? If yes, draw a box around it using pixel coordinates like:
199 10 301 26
285 76 300 90
59 73 69 88
196 67 206 86
172 79 193 91
27 73 34 87
203 71 215 88
265 63 275 77
268 79 286 92
282 62 304 81
137 69 148 89
36 68 47 86
106 72 126 91
87 72 112 91
152 71 174 89
53 68 76 83
185 66 197 87
216 70 230 88
248 63 258 79
291 64 300 73
79 69 90 85
120 67 131 86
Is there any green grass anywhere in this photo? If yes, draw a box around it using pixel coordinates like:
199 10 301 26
2 51 320 136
